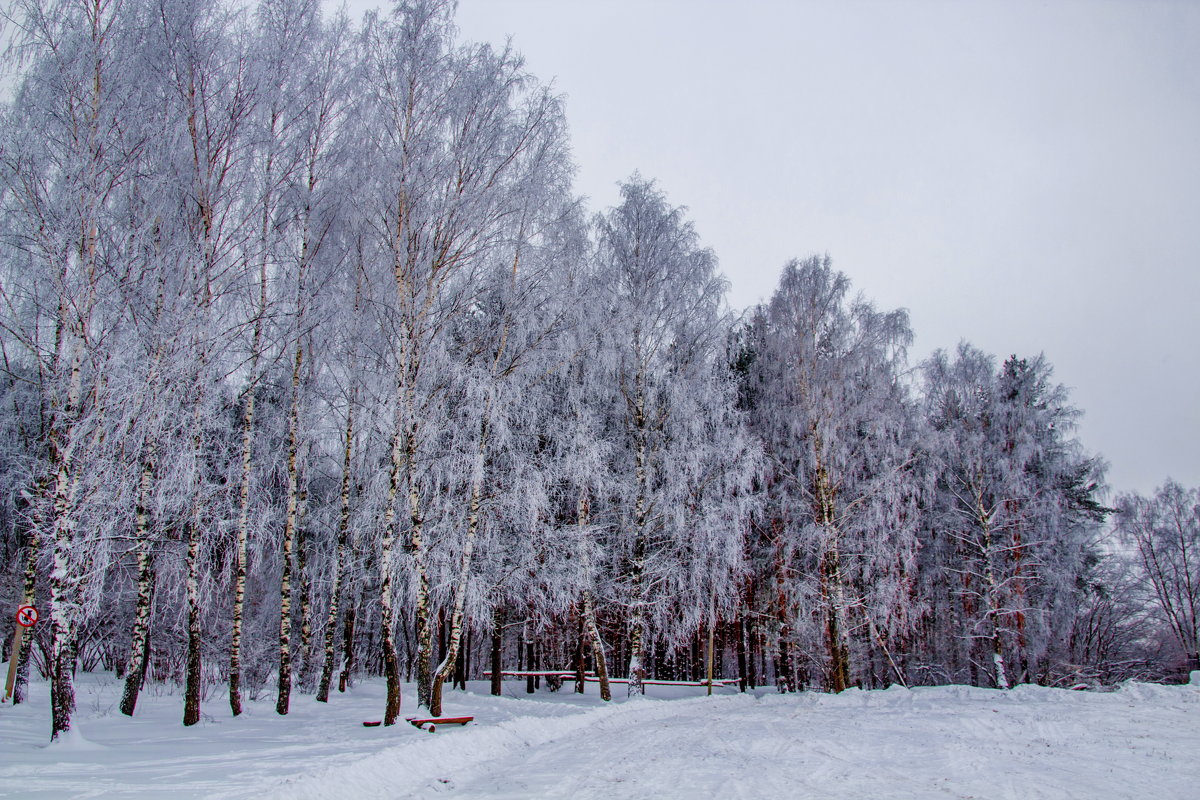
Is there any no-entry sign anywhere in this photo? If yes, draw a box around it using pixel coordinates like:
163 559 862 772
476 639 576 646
15 605 37 627
5 605 37 702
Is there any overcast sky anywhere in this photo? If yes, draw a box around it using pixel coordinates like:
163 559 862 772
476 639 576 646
344 0 1199 498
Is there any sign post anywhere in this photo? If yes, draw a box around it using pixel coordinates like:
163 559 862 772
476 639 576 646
4 605 38 703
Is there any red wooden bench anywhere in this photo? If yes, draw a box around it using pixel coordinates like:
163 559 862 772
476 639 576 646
361 716 475 731
585 677 740 687
407 716 473 732
484 670 579 691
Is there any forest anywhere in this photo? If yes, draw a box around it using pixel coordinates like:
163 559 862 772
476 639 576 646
1 0 1197 743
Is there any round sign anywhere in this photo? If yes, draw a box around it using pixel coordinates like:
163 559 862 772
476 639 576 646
15 605 38 627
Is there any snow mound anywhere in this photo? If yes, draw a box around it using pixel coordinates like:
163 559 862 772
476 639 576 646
44 726 109 752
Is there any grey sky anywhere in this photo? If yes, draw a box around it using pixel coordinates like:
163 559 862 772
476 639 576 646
345 0 1200 498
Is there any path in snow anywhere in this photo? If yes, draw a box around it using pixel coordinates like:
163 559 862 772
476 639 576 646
3 672 1197 799
401 684 1200 800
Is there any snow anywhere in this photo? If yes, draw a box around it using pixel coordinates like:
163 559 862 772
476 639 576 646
1 668 1197 799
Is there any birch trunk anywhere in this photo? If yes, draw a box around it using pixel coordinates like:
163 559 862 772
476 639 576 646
182 315 210 729
337 595 357 693
276 168 318 710
380 194 431 717
11 486 43 706
409 425 433 710
17 0 112 734
821 544 851 692
378 389 408 724
182 451 204 727
46 148 102 738
296 495 313 686
429 418 489 717
47 334 86 740
814 454 852 693
577 491 611 701
317 385 356 703
275 343 304 716
182 337 209 727
230 116 275 716
118 551 155 716
428 477 480 712
975 484 1009 690
120 449 157 717
626 377 649 697
178 15 237 724
229 281 266 717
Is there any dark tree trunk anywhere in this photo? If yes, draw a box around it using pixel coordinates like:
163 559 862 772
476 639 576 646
776 635 792 693
381 625 401 724
338 597 357 693
183 502 202 727
575 611 586 694
737 612 748 692
526 629 536 694
490 606 503 696
437 607 447 670
453 629 467 690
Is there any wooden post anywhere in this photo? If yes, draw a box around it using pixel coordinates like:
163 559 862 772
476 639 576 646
6 605 38 702
4 625 25 701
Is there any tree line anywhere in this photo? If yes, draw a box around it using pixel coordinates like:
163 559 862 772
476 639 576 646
0 0 1195 741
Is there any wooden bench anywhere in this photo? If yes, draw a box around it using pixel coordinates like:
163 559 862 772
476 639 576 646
363 715 476 730
407 715 474 732
484 670 579 691
484 671 739 690
584 676 740 687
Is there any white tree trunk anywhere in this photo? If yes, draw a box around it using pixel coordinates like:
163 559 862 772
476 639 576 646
120 447 157 717
577 492 611 702
430 420 488 716
276 343 304 716
317 384 356 703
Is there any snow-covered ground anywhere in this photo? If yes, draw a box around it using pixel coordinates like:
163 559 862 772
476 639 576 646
1 667 1197 799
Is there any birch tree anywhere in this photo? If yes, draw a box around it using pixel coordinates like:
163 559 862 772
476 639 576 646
426 190 578 716
595 177 752 695
0 0 153 738
746 256 922 691
356 0 572 720
922 346 1106 687
225 0 322 718
148 0 256 725
1116 481 1200 676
